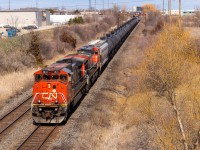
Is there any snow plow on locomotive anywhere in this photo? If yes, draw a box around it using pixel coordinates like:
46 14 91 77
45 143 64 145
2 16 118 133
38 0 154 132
31 17 139 124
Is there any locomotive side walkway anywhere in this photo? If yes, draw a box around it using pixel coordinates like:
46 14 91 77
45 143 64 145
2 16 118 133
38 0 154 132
50 21 147 149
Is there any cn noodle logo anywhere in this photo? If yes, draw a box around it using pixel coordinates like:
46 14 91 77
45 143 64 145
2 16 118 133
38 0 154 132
42 93 58 100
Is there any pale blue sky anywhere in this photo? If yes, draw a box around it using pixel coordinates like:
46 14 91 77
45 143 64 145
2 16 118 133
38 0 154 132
0 0 199 10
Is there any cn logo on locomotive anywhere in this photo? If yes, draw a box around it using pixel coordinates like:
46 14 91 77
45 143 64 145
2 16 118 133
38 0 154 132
42 92 58 100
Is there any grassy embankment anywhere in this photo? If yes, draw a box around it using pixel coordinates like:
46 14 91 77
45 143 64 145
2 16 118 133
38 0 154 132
133 20 200 149
0 13 126 102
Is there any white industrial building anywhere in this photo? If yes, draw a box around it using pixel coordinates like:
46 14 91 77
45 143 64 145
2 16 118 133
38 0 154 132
0 10 50 28
50 15 81 25
161 9 199 16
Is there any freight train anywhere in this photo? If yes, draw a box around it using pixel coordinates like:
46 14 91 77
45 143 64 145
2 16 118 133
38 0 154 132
31 17 139 124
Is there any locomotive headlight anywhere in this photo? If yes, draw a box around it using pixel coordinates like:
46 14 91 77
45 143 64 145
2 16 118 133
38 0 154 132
55 108 58 112
39 108 42 112
38 100 41 104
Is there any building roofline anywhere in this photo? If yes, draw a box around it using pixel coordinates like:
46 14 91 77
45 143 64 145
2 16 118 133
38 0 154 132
0 10 43 12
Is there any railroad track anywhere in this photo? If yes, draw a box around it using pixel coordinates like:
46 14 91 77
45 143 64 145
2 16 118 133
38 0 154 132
0 96 32 136
17 125 58 150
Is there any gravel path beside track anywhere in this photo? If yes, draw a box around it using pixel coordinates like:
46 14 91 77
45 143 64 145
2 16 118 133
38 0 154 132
49 22 147 149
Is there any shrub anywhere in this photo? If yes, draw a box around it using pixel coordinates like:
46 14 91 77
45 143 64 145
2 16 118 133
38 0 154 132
28 31 43 66
40 41 54 59
68 16 84 25
59 30 77 50
142 25 195 94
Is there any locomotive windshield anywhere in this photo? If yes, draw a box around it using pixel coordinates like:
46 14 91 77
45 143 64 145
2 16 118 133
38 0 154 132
34 74 68 82
60 74 67 81
35 74 42 82
78 50 94 55
43 74 51 80
52 74 59 80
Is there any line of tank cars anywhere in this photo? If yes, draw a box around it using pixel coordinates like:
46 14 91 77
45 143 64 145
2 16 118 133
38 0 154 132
31 17 139 124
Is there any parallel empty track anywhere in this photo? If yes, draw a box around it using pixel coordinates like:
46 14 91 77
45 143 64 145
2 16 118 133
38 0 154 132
0 96 32 136
17 125 58 150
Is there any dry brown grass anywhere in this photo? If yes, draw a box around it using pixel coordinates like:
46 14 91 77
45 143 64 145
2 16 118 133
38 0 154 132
0 14 121 102
0 68 36 101
137 22 200 149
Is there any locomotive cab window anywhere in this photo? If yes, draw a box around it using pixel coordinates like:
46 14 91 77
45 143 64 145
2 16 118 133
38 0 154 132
35 74 42 82
60 74 67 82
52 74 59 80
43 74 50 80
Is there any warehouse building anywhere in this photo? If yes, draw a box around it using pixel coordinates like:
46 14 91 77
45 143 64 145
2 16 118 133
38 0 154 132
50 15 78 25
0 10 50 28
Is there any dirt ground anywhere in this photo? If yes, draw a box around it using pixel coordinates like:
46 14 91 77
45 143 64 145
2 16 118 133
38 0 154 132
48 22 151 149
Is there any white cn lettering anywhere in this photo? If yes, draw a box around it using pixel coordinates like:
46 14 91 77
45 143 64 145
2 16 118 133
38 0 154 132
42 93 57 100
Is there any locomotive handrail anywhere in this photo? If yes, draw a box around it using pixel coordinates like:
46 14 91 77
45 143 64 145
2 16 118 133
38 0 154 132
73 62 98 87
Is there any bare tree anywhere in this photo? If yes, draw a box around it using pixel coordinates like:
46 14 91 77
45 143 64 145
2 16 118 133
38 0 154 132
141 25 197 149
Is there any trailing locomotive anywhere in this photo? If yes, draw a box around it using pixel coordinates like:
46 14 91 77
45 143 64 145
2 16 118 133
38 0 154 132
31 17 139 123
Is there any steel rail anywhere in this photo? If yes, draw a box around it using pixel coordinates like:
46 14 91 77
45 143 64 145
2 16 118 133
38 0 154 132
0 108 31 135
37 125 58 150
16 125 40 150
16 125 58 150
0 95 32 121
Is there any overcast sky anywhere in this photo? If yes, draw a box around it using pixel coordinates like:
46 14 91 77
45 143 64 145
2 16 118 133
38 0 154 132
0 0 199 10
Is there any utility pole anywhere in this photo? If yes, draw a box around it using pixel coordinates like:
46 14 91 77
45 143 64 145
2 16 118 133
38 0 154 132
89 0 91 10
9 0 10 10
179 0 181 18
163 0 164 14
103 0 104 11
95 0 96 24
36 0 38 8
168 0 169 15
169 0 171 16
